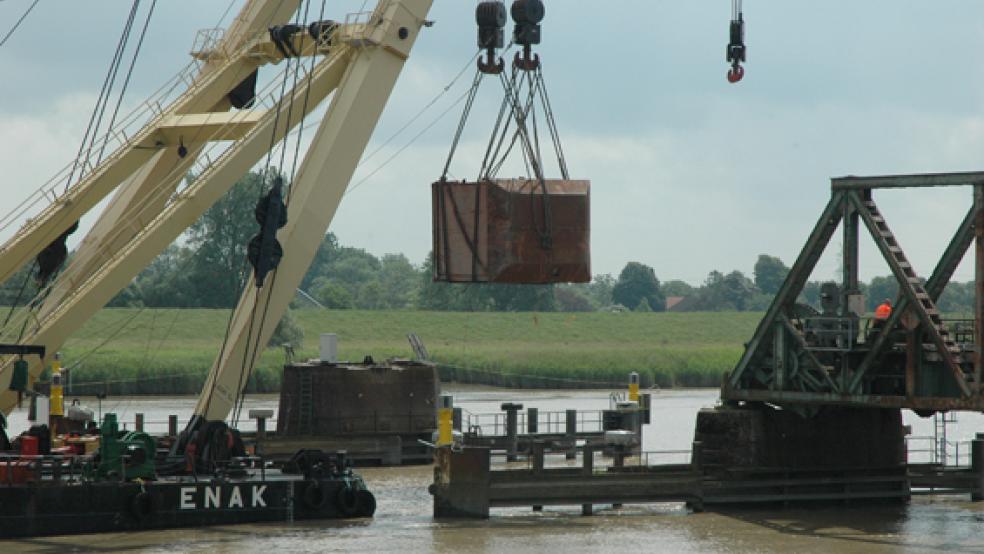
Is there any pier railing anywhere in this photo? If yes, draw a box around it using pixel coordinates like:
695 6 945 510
906 435 972 467
460 409 605 436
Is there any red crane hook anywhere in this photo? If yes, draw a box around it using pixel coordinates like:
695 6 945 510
727 64 744 83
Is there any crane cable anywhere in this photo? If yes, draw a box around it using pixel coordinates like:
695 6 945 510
229 0 321 426
64 0 142 193
235 0 328 426
0 0 39 48
26 1 155 328
95 0 158 165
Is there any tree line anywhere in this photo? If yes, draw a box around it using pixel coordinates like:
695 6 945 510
0 171 981 315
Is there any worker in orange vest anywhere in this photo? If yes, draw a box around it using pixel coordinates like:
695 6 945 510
873 298 892 329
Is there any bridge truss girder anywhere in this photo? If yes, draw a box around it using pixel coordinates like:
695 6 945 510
724 171 984 413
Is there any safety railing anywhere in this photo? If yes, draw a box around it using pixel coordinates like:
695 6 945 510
906 435 972 467
802 316 858 352
0 453 95 486
461 409 605 437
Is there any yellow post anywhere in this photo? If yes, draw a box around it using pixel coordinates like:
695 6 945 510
50 353 64 418
438 395 454 446
628 372 640 403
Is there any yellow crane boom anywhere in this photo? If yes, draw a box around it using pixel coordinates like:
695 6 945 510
0 0 434 421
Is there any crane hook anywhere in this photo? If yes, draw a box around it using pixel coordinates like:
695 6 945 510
726 2 746 85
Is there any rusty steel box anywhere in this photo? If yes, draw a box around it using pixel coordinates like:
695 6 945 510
276 360 439 437
432 179 590 283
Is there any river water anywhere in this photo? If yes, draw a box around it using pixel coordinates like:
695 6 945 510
5 388 984 553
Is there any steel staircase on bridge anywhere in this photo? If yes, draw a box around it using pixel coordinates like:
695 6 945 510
858 197 971 389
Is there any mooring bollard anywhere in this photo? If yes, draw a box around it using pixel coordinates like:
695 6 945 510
452 407 463 432
248 409 274 457
582 445 595 515
640 393 652 425
628 371 640 402
532 440 545 512
972 433 984 501
527 407 538 434
438 395 454 446
501 403 523 461
168 415 178 437
135 413 144 433
565 409 577 460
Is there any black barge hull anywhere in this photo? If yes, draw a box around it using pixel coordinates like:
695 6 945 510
0 473 374 538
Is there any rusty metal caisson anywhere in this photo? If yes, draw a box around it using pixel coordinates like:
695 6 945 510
432 179 590 284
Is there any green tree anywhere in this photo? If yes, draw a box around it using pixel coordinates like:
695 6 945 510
417 254 456 310
312 277 353 309
267 309 304 347
635 297 653 312
753 254 789 295
555 287 595 312
376 253 420 309
693 270 756 311
584 274 615 308
612 262 666 312
661 279 695 298
185 171 271 308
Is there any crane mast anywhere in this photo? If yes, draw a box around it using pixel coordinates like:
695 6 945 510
0 0 434 422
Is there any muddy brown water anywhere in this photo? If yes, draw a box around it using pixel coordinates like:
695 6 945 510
4 388 984 553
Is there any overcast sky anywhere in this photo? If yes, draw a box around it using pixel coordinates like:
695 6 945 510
3 1 984 286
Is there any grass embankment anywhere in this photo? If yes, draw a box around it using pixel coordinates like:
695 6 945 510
57 309 760 395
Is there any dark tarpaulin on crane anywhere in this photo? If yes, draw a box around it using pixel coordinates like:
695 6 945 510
433 178 589 284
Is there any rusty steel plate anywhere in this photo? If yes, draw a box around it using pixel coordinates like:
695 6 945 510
432 179 590 284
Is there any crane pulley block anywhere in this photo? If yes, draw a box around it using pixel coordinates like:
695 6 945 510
432 179 590 284
477 1 507 74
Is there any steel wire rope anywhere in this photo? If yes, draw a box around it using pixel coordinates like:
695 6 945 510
439 68 485 181
21 37 306 317
94 0 158 166
14 3 306 316
26 1 158 308
535 65 569 179
0 0 246 234
67 0 142 193
345 86 473 195
0 0 39 48
0 61 197 234
486 65 539 179
8 51 297 341
495 67 554 247
7 21 302 386
0 3 298 395
219 1 309 425
14 0 143 325
232 0 326 426
478 63 519 180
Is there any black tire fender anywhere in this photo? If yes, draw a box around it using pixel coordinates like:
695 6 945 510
335 486 360 517
302 481 328 510
130 491 155 522
355 489 376 517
